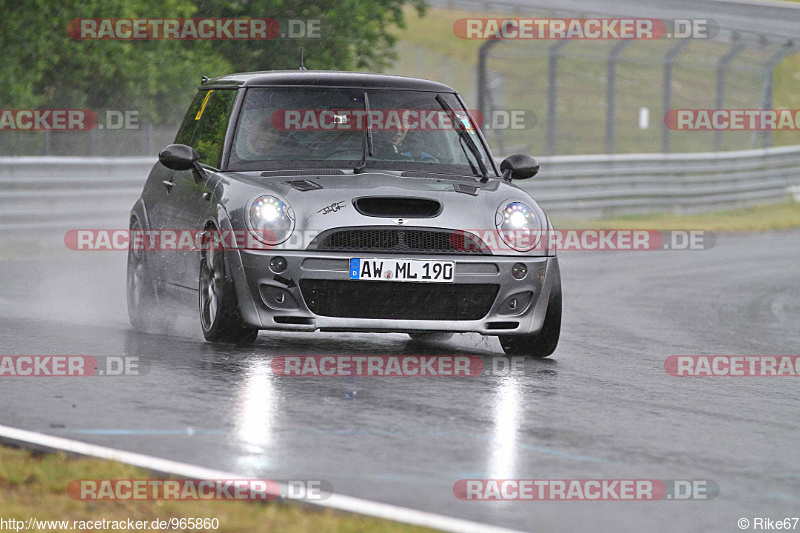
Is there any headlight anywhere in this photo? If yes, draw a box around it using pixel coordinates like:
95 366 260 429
495 201 542 251
248 195 295 245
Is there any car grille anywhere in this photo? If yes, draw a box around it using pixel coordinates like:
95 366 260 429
311 228 490 255
299 280 499 320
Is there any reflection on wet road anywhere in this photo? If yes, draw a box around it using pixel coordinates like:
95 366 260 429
1 230 799 531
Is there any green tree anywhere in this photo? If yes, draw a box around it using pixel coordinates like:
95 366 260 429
0 0 424 127
191 0 424 72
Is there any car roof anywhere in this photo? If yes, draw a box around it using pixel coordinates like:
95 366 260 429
202 70 457 92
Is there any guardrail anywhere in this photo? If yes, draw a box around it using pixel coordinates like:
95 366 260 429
0 157 154 232
0 146 798 238
520 145 800 217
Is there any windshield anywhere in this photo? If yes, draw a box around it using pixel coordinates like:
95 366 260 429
227 87 495 176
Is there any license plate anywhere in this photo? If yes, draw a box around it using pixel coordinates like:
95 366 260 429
349 258 454 283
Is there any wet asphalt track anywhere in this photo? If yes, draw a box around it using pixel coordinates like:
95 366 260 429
0 230 799 532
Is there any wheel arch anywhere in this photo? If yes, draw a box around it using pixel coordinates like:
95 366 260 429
207 204 264 329
129 198 150 230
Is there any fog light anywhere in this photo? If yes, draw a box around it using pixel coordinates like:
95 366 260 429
499 291 533 316
511 263 527 280
259 285 299 311
269 256 287 273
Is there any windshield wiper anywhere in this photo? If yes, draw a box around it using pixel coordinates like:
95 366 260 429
458 136 480 178
435 94 489 182
353 92 373 174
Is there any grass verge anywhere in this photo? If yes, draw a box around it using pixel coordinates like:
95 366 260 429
0 444 435 533
552 201 800 231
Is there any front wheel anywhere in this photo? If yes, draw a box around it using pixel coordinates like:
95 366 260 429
499 263 561 358
199 235 258 344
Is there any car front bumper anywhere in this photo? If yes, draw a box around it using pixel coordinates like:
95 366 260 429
229 249 559 336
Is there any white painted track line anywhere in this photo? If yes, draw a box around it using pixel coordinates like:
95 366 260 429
0 424 524 533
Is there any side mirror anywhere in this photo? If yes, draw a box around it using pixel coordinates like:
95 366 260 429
500 154 539 181
159 144 201 172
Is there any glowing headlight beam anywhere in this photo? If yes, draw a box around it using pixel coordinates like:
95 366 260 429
496 201 541 251
248 195 295 245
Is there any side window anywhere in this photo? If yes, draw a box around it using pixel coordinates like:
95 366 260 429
190 89 238 168
174 91 207 145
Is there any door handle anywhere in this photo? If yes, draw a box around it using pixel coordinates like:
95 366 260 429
203 192 212 201
162 180 174 192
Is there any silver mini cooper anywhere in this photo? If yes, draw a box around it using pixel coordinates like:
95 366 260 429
127 71 561 357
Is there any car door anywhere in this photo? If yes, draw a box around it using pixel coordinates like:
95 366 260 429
162 88 238 290
143 90 204 284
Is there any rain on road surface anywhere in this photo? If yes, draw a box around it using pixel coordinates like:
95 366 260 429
1 229 798 532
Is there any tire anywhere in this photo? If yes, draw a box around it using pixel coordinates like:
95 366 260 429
407 333 454 342
127 219 159 331
499 263 562 358
199 229 258 344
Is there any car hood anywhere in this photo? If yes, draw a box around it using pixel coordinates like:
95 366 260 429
214 169 543 234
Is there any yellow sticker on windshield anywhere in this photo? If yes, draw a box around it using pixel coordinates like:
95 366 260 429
457 113 475 133
195 90 214 120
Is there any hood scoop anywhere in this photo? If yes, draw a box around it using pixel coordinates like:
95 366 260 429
454 183 479 196
284 179 324 191
354 196 442 218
